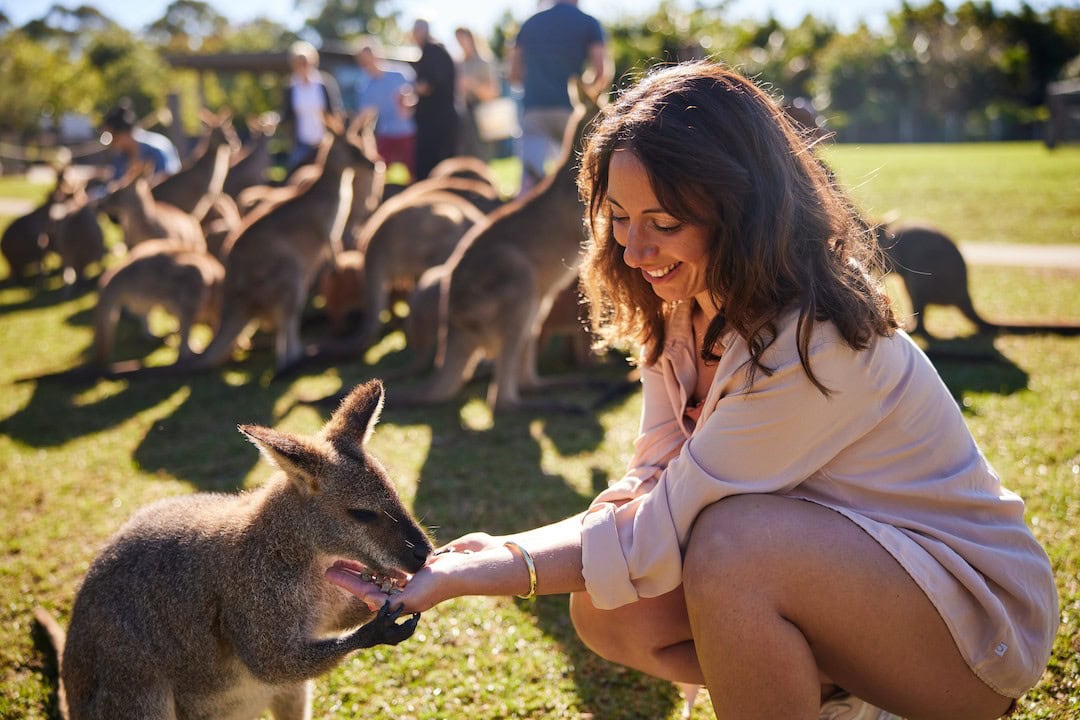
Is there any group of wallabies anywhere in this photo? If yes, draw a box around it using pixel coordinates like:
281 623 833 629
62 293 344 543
11 81 1068 718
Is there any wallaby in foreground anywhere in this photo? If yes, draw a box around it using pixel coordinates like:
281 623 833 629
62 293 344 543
93 239 225 367
34 379 430 720
394 79 604 412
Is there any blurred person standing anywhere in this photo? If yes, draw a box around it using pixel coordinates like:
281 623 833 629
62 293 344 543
355 44 418 182
454 26 501 161
281 41 344 177
509 0 611 194
410 19 458 180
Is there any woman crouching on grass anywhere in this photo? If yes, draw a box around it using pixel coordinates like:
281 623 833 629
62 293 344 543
328 60 1058 719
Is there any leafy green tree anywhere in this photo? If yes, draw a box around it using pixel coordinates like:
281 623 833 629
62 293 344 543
147 0 230 52
0 30 104 137
297 0 389 45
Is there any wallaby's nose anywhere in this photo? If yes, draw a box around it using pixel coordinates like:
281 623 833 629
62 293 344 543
413 542 431 565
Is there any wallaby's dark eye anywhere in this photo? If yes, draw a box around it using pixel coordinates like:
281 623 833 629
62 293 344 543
348 509 378 524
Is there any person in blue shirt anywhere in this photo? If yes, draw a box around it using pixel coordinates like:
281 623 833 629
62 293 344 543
355 44 417 181
101 100 181 182
509 0 611 194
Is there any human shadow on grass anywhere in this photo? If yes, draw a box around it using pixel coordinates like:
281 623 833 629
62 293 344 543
373 388 684 719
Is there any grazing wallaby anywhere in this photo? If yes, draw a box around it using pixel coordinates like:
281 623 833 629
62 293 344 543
396 79 604 412
33 379 431 720
346 188 489 351
97 168 206 252
223 113 277 199
151 109 239 220
876 221 1080 338
93 239 225 366
876 222 995 338
191 115 384 373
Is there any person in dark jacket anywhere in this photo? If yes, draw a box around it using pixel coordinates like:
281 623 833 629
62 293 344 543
409 19 458 180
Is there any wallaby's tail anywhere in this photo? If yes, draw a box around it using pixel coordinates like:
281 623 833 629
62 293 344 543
32 607 70 720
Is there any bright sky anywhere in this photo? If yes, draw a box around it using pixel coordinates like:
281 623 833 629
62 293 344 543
3 0 1054 44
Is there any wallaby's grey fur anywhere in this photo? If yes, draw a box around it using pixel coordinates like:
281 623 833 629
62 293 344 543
97 169 206 252
190 115 384 373
151 109 239 221
34 379 431 720
395 79 604 412
93 239 225 367
347 188 488 352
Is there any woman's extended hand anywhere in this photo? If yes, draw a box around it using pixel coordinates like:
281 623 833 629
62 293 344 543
325 532 506 614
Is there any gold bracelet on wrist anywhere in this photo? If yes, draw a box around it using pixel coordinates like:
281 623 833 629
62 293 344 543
503 541 537 599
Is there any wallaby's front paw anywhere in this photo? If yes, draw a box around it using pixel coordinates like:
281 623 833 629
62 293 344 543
352 601 421 649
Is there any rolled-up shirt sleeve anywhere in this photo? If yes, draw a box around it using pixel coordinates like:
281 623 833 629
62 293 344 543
581 322 887 609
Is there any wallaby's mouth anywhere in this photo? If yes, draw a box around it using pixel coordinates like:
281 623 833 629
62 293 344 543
329 559 407 593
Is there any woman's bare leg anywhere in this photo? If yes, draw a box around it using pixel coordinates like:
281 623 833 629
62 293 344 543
569 585 702 684
683 494 1014 720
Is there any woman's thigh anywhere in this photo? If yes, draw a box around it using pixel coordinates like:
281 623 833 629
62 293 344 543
683 494 1013 720
569 585 703 684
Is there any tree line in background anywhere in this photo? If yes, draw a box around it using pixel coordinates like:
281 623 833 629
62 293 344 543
0 0 1077 146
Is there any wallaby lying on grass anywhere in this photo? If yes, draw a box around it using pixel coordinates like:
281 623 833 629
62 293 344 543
33 379 430 720
93 239 225 366
191 115 384 373
151 109 239 220
395 79 603 412
97 168 206 252
876 221 1080 338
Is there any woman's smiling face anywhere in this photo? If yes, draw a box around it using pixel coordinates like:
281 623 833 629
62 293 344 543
607 148 717 314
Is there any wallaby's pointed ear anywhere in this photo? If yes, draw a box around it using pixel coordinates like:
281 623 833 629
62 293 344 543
239 424 324 495
321 379 384 450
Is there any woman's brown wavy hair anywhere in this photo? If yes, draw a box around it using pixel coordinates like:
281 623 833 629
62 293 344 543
577 61 897 394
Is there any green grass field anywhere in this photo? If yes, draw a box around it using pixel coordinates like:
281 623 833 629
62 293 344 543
1 142 1078 719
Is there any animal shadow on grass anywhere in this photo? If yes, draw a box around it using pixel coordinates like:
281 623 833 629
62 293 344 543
920 336 1029 406
131 372 282 491
380 390 683 718
0 373 185 449
0 274 95 316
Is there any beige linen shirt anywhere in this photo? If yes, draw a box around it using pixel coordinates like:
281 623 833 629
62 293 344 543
580 303 1058 698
